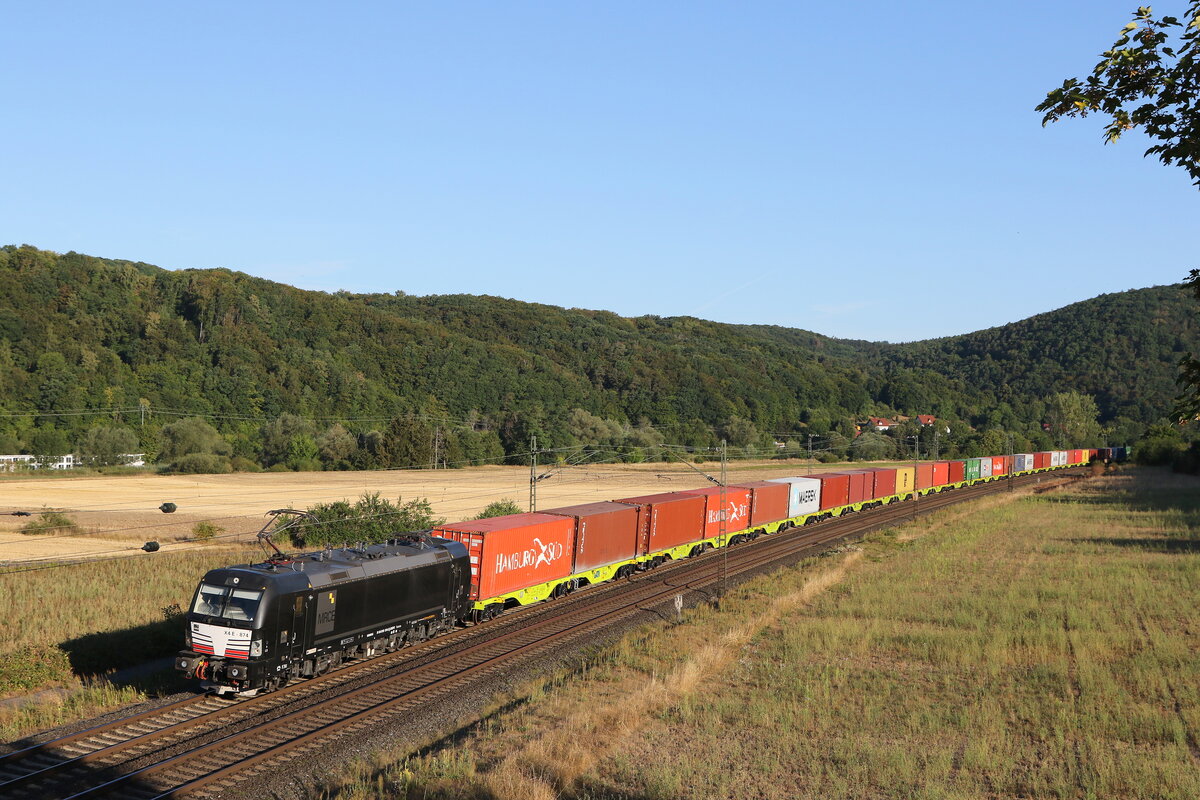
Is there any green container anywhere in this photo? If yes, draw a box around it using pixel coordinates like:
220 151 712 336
964 458 982 481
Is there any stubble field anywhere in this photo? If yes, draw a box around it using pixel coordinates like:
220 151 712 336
316 467 1200 800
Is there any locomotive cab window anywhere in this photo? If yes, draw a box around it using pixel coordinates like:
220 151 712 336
191 584 264 622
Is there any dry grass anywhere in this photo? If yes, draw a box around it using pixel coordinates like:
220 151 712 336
313 466 1200 800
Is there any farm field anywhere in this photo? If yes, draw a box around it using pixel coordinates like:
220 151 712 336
316 467 1200 800
0 458 837 735
0 459 841 562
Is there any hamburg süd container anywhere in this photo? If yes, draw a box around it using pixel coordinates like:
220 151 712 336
611 491 707 554
947 460 965 484
766 476 822 518
541 501 641 574
433 513 576 603
678 486 754 538
731 481 791 528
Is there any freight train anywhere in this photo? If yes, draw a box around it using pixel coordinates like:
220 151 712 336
177 447 1113 694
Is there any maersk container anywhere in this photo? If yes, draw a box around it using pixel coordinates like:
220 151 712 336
809 473 851 511
991 456 1006 476
915 463 935 490
766 476 822 518
964 459 982 481
541 501 641 574
895 466 916 494
932 461 951 486
434 513 576 603
947 460 965 484
612 491 706 554
731 481 791 528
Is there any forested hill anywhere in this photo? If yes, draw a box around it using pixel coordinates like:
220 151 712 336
867 285 1197 424
0 245 1193 463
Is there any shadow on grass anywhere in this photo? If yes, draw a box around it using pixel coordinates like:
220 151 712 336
1069 537 1200 553
59 615 185 678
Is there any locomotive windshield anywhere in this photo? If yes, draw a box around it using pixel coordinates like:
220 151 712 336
192 584 264 622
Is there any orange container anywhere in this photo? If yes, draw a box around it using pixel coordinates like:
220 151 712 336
434 513 575 601
612 492 706 554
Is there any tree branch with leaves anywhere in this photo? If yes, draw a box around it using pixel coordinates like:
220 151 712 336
1039 5 1200 421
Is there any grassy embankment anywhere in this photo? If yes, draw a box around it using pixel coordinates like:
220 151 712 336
0 545 260 739
315 467 1200 800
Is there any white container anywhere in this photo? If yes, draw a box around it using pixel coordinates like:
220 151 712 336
766 477 822 518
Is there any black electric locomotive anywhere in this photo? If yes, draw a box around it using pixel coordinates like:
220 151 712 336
176 532 471 695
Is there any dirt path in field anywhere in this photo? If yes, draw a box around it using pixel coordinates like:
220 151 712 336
0 459 832 563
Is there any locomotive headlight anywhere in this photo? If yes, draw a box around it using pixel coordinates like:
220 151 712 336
250 639 263 657
228 665 243 678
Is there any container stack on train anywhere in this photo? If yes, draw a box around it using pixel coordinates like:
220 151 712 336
179 442 1118 693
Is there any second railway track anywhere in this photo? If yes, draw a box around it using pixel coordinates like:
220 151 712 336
0 468 1087 800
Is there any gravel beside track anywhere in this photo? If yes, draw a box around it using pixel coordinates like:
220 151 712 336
0 469 1088 800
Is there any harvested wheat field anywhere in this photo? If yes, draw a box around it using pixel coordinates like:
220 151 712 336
0 459 831 563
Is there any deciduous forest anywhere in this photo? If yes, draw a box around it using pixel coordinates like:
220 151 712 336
0 245 1195 471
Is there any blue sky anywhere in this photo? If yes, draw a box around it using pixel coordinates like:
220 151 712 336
3 2 1197 342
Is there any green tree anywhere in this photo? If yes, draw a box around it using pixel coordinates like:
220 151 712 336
1044 391 1103 447
316 423 358 469
260 413 317 468
1038 5 1200 419
159 417 232 473
475 498 523 519
1038 3 1200 185
77 425 139 466
1176 270 1200 421
29 427 70 465
292 493 443 547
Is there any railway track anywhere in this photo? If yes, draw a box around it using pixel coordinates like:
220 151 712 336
0 468 1087 799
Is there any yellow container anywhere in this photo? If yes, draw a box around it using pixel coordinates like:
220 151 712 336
895 466 915 493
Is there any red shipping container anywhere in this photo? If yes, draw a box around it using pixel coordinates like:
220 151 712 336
1088 448 1098 460
932 461 951 487
541 501 641 573
914 463 935 490
819 472 868 504
809 473 850 510
860 467 897 497
731 481 791 527
1034 452 1049 469
612 491 706 554
434 513 576 602
948 461 965 483
991 456 1006 476
679 486 754 538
